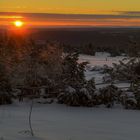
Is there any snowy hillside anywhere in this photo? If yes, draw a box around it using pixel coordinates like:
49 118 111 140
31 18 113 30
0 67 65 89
0 103 140 140
0 53 139 140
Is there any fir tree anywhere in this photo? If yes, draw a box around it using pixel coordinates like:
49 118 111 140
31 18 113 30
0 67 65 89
62 52 88 89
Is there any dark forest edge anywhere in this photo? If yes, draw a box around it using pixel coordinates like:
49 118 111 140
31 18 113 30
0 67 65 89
1 28 140 57
0 32 140 110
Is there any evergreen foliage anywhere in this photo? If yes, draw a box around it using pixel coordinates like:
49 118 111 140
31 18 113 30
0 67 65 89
61 52 88 88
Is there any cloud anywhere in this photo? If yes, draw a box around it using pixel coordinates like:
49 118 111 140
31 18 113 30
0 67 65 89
0 15 23 19
0 12 140 27
114 11 140 16
0 11 140 20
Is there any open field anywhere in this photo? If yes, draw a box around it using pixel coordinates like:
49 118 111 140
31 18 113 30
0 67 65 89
0 103 140 140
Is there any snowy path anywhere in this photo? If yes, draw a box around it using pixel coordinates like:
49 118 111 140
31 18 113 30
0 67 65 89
0 103 140 140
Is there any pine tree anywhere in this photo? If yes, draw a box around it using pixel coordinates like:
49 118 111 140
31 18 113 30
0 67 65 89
0 36 13 105
62 52 88 89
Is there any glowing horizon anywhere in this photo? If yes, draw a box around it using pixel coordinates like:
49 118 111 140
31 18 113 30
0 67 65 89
0 12 140 28
0 0 140 27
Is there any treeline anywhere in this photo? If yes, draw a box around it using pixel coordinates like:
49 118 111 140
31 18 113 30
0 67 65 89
62 40 140 57
0 34 89 105
102 57 140 109
0 34 140 110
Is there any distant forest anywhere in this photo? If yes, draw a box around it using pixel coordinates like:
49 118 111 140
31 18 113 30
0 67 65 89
30 28 140 56
0 28 140 56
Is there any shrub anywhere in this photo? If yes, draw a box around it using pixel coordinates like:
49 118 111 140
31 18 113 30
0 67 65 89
120 91 137 109
134 90 140 109
0 93 12 105
99 85 121 108
58 86 80 106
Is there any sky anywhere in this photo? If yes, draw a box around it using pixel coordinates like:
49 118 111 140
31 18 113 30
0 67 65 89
0 0 140 27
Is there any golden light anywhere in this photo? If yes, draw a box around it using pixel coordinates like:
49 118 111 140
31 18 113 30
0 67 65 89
14 20 24 27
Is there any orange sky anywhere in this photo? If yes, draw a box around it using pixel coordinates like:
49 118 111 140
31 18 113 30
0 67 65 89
0 12 140 28
0 0 140 14
0 0 140 27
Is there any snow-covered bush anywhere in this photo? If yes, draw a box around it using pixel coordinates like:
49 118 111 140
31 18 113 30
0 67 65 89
86 78 95 92
120 91 137 109
134 90 140 109
99 85 121 108
78 87 95 107
58 78 96 107
61 52 88 89
0 76 13 104
103 74 112 83
57 87 94 107
90 66 103 72
90 65 112 74
58 86 80 106
0 53 13 105
105 58 140 83
0 93 12 105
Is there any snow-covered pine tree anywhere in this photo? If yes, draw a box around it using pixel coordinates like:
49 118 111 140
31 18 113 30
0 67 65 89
58 52 94 107
58 78 96 107
58 86 80 106
61 52 88 89
0 36 14 105
99 85 120 108
17 39 42 100
41 42 63 97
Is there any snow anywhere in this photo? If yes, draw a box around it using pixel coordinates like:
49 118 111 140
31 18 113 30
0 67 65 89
96 82 130 89
80 52 127 82
0 102 140 140
66 86 76 93
0 52 139 140
79 52 127 67
80 88 92 99
79 52 130 89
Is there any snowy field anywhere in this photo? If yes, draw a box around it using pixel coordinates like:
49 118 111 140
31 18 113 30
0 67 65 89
80 52 130 88
0 53 140 140
79 52 127 67
80 52 127 81
0 103 140 140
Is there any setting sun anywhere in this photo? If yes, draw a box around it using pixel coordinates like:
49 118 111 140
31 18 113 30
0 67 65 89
14 20 24 27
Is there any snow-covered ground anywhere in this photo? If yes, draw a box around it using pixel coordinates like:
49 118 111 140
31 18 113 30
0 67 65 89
0 102 140 140
80 52 127 81
80 52 130 88
1 52 139 140
79 52 127 67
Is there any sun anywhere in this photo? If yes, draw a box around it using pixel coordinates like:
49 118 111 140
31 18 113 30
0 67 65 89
14 20 24 27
